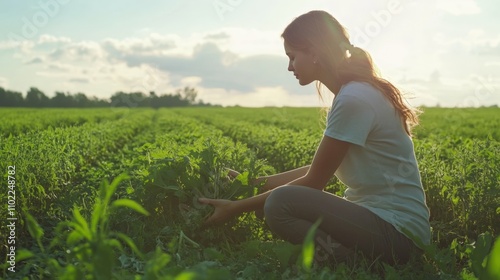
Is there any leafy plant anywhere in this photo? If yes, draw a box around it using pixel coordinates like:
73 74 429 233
9 174 150 279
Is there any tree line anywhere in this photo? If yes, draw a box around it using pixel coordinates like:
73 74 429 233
0 86 216 108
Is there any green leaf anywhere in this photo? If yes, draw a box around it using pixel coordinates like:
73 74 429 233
235 171 250 185
471 232 493 278
175 271 197 280
143 247 172 279
300 217 323 272
484 236 500 280
104 173 130 206
72 207 92 241
112 199 150 216
272 242 300 267
25 212 44 252
16 249 35 262
157 185 181 191
107 238 124 251
203 247 224 261
115 232 144 259
91 200 103 234
66 230 84 245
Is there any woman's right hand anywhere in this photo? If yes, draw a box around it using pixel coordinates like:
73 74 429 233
198 198 237 226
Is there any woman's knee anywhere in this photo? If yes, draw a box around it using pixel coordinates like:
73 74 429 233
263 185 308 221
263 185 289 219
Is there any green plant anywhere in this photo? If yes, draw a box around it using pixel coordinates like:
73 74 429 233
9 174 150 279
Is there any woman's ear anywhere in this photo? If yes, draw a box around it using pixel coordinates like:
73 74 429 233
312 55 319 64
307 48 320 65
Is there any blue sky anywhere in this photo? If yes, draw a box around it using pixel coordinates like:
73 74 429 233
0 0 499 107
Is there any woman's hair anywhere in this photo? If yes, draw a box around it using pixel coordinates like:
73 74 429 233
281 10 420 136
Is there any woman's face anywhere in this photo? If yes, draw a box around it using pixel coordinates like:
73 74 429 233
284 41 317 86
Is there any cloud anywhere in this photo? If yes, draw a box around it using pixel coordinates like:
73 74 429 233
102 33 177 57
432 29 500 56
477 42 500 56
47 41 105 61
69 78 90 84
37 34 71 44
436 0 481 16
0 77 9 88
179 76 203 86
120 42 293 93
47 62 72 72
398 70 500 107
1 30 300 105
25 57 44 64
0 40 35 53
204 32 230 40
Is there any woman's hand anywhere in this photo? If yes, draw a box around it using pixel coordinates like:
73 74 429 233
198 198 237 226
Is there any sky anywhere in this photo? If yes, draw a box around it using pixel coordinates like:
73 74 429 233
0 0 499 107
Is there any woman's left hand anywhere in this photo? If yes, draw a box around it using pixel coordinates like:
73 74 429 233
198 197 237 226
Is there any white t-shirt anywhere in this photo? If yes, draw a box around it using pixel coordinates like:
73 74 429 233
324 81 431 247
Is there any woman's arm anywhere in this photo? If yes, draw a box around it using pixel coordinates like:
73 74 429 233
287 136 350 190
254 165 311 192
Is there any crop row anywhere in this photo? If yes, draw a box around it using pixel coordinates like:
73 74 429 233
0 109 155 252
0 108 130 137
171 107 327 132
172 107 500 141
414 107 500 140
173 109 348 197
173 109 322 171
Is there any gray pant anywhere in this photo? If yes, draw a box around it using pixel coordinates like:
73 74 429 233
263 185 420 265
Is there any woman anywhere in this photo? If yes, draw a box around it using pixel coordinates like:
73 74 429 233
199 10 431 265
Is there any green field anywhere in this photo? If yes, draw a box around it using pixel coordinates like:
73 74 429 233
1 107 499 279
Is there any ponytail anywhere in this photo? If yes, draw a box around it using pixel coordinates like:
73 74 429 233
337 44 420 136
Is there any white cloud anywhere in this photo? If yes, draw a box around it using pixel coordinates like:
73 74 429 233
37 34 71 44
24 57 44 64
102 33 177 57
46 62 73 72
48 41 106 61
180 76 203 87
0 40 35 54
0 77 9 88
212 28 284 57
397 70 500 108
433 28 500 52
436 0 481 16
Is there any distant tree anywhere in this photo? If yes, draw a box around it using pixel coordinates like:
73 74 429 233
0 86 213 108
51 91 70 107
89 96 109 107
26 87 49 107
110 92 131 108
180 86 198 105
0 87 24 107
111 91 146 108
149 91 160 109
74 93 89 107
